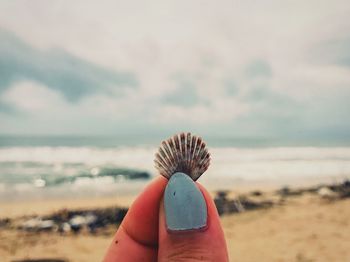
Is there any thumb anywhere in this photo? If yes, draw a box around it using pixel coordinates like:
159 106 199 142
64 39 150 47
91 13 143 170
158 173 229 261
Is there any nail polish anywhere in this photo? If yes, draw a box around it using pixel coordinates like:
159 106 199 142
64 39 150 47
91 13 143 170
164 172 207 232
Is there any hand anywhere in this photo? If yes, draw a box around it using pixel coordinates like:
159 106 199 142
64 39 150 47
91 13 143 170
103 175 228 261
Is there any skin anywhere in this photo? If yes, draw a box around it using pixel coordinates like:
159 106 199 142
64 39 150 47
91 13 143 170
103 176 229 262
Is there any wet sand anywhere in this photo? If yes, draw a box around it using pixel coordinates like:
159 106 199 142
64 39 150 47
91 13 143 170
0 191 349 261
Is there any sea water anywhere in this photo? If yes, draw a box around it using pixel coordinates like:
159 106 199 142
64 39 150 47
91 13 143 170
0 136 350 201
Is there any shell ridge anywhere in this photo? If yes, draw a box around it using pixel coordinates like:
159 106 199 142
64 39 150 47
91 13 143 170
154 132 210 181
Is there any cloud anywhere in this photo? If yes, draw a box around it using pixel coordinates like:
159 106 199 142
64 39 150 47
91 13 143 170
161 74 201 107
0 29 138 102
310 36 350 67
1 81 67 112
0 0 349 141
245 60 272 79
152 98 250 126
223 78 238 97
0 101 16 114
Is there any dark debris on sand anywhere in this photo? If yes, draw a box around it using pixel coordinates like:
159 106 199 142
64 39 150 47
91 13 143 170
215 179 350 216
0 218 11 228
3 180 350 234
275 180 350 199
214 190 273 216
14 206 128 235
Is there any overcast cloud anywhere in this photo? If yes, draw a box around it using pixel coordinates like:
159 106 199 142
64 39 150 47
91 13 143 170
0 0 349 142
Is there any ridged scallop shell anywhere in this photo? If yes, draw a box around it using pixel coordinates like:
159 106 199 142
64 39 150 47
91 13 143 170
154 132 210 181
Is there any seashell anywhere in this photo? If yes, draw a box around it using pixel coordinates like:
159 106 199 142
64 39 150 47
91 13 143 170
155 132 210 181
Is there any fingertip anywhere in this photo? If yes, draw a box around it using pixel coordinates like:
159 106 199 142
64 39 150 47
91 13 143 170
158 180 229 261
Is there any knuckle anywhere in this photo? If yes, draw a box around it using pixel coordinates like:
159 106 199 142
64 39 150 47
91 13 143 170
164 242 212 261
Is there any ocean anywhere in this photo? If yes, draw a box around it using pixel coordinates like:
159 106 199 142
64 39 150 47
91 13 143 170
1 136 350 201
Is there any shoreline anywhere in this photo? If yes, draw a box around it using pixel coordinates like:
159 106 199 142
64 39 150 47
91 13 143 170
0 174 344 219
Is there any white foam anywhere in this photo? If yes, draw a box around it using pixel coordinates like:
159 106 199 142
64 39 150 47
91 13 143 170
0 146 350 195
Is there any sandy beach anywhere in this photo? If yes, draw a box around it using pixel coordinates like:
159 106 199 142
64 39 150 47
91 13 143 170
1 184 349 262
1 0 350 260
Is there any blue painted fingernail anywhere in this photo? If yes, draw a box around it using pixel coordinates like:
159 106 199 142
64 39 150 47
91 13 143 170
164 172 207 232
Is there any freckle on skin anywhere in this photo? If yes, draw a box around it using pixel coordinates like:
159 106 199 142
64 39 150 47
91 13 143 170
115 240 119 244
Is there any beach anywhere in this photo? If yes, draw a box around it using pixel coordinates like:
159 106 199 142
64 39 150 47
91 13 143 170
1 181 350 262
1 0 350 260
1 144 350 261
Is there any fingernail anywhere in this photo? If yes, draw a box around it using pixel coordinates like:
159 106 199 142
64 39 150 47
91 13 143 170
164 172 207 232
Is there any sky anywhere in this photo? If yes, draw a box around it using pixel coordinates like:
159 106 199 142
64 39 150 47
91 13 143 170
0 0 350 143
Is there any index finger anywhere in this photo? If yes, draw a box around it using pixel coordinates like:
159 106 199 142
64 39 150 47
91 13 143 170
103 176 167 261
